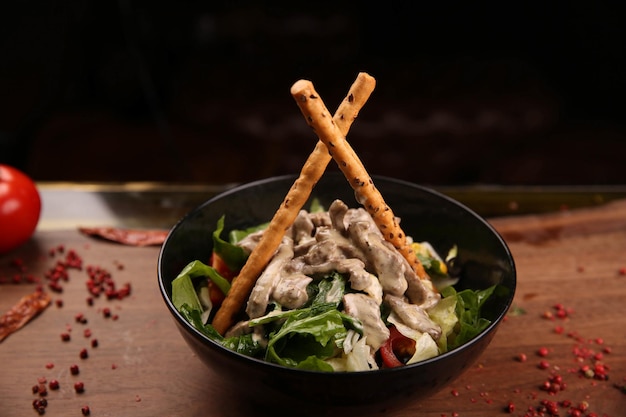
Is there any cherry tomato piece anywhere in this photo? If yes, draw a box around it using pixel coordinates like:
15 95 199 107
208 252 237 306
0 165 41 254
211 252 237 280
379 325 416 368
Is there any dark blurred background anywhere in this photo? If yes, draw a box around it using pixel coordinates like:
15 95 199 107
1 1 625 185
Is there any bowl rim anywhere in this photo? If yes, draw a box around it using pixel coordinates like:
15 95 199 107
157 173 517 376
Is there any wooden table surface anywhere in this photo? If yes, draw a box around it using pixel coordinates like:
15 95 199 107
1 184 625 417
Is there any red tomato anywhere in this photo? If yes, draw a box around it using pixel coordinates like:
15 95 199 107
211 252 237 280
208 252 237 306
379 325 416 368
0 165 42 253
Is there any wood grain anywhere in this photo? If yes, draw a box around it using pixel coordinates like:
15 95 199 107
1 200 625 417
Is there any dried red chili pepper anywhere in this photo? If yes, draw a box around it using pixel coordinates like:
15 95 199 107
0 289 51 342
78 226 168 246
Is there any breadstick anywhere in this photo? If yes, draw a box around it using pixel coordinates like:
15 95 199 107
290 79 429 280
212 73 376 335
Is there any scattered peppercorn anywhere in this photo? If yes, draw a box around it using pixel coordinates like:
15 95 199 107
506 402 515 413
79 348 88 359
32 398 47 415
75 313 87 324
70 364 80 375
74 381 85 393
18 243 134 416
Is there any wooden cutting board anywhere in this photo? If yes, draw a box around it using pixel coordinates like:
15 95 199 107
1 200 625 417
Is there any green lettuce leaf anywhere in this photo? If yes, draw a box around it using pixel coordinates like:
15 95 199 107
178 304 220 338
172 260 231 310
228 221 270 245
251 274 362 370
212 216 249 271
178 303 264 357
441 285 497 349
221 333 265 358
265 308 350 367
310 272 345 305
426 294 458 353
308 197 325 213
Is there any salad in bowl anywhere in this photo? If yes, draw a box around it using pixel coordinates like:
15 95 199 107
171 197 502 372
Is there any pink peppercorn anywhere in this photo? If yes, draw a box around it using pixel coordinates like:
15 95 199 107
75 313 87 324
79 348 88 359
74 381 85 393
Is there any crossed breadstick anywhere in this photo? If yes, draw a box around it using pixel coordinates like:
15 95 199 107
290 79 429 281
212 73 376 335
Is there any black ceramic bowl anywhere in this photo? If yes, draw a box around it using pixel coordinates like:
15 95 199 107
158 173 516 416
